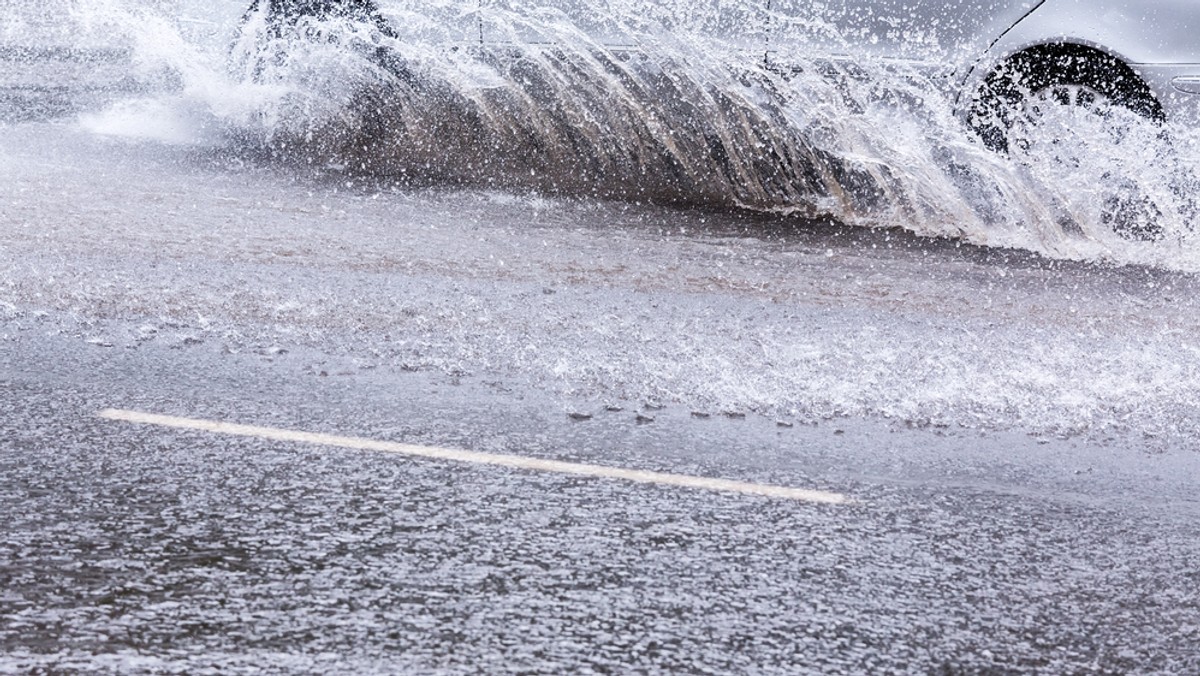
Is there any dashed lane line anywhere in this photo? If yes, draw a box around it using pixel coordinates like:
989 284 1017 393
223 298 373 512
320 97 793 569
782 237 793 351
98 408 855 505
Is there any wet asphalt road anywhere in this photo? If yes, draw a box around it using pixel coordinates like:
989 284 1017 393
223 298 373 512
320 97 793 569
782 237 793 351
4 325 1200 673
2 127 1200 672
4 25 1200 673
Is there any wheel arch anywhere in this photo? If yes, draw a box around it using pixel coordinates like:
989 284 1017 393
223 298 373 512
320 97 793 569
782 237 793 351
953 0 1200 119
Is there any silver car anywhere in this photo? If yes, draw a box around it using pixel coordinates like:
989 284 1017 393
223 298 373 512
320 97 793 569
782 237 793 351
245 1 1200 151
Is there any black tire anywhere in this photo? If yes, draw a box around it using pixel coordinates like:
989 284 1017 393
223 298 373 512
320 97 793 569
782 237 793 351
247 0 397 38
233 0 409 84
967 45 1163 154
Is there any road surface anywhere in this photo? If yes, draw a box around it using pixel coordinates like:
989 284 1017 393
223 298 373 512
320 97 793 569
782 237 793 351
3 5 1200 673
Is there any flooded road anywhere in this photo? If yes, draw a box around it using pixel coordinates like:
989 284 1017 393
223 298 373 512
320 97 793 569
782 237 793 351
6 331 1200 673
4 121 1200 445
3 2 1200 672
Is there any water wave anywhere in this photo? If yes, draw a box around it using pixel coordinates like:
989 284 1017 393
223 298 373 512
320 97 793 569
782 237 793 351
69 0 1200 269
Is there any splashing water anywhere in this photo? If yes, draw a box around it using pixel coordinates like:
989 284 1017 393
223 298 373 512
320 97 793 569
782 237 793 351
59 0 1200 270
7 1 1200 447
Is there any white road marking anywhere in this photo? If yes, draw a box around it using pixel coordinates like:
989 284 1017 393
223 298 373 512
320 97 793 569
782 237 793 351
97 409 854 505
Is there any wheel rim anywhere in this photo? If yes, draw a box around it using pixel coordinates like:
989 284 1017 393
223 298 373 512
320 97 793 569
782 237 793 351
1024 83 1110 119
1006 83 1118 154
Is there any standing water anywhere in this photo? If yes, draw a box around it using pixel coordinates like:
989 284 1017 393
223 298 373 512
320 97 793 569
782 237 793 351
7 8 1200 672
